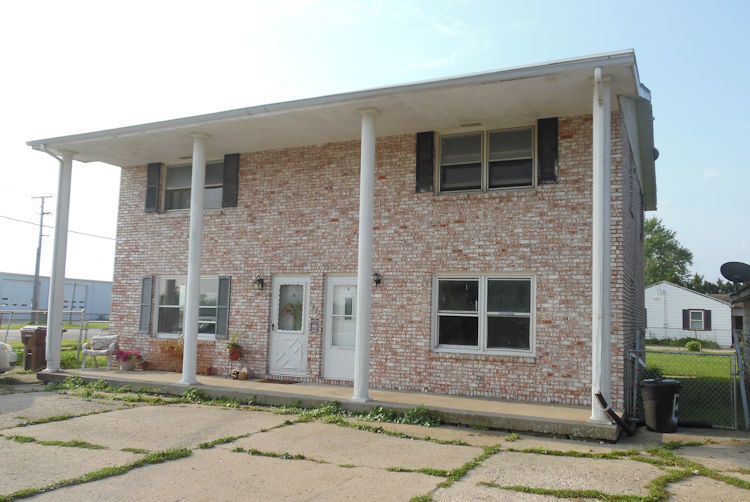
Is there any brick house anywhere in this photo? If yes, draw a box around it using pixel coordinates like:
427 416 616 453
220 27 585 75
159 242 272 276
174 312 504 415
29 50 656 422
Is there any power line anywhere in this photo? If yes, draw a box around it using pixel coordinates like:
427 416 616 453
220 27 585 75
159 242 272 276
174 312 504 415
0 214 116 241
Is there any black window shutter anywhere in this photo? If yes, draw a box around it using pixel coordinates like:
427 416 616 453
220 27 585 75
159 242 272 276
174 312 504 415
222 154 240 208
682 309 689 330
137 275 154 334
216 276 231 338
704 310 712 331
537 118 558 184
145 163 162 212
416 131 434 193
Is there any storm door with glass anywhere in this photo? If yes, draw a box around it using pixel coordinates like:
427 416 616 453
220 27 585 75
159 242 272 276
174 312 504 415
323 276 357 380
269 276 309 376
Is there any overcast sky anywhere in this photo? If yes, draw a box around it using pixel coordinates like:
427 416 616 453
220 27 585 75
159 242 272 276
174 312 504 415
1 0 747 283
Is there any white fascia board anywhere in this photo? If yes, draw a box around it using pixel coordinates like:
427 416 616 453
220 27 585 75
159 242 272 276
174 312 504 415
636 98 657 210
27 50 638 154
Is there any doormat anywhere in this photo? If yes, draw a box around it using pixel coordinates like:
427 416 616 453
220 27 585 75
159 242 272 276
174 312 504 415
258 379 297 384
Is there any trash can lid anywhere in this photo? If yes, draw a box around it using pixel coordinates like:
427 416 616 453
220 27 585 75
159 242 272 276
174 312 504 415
640 378 680 387
19 325 47 333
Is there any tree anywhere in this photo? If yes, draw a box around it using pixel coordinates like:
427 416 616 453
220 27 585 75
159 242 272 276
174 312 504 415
685 273 735 294
644 217 693 286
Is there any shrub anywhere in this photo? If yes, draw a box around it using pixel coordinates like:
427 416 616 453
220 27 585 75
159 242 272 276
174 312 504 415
685 340 702 352
646 337 719 350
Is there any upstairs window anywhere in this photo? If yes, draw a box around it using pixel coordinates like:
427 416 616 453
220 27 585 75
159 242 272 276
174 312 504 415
165 161 225 210
439 127 534 192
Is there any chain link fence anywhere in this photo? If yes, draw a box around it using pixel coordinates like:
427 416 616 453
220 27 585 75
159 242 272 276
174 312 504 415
627 348 743 429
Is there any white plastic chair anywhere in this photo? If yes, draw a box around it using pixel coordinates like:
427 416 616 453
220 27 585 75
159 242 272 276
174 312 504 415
81 334 118 369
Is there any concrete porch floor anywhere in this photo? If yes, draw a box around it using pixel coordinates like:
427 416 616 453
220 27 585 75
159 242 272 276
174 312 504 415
36 368 620 441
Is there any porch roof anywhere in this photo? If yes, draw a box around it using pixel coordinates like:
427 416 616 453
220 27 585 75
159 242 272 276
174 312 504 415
27 50 656 208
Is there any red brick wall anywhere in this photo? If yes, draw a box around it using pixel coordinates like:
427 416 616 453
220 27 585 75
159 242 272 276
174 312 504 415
611 116 647 410
111 112 643 407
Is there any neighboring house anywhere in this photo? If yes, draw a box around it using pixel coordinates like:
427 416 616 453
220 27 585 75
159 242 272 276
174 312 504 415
28 50 657 416
0 272 112 321
710 293 744 334
645 281 732 347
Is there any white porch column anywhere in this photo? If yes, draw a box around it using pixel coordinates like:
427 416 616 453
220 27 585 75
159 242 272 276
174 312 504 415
44 151 74 372
179 133 208 386
352 108 378 402
591 67 612 422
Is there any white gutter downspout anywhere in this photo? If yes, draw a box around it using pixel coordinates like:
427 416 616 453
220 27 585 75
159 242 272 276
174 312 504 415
590 67 612 423
39 146 74 372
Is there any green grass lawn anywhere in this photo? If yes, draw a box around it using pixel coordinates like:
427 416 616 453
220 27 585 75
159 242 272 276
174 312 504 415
644 351 738 428
645 351 732 380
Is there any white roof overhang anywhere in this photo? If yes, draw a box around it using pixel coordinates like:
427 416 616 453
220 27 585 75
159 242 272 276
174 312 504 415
27 50 656 206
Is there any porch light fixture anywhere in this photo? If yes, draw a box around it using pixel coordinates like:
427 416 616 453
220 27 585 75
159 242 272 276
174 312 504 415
372 272 382 287
253 274 265 290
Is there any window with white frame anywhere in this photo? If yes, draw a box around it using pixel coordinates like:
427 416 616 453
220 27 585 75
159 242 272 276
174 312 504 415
157 277 219 336
439 127 534 192
434 275 533 353
164 161 224 210
689 310 704 331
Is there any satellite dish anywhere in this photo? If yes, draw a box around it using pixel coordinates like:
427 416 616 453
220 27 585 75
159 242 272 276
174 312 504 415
720 261 750 284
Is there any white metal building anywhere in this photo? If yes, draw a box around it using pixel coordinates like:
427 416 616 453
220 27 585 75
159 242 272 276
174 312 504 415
0 272 112 321
645 281 732 348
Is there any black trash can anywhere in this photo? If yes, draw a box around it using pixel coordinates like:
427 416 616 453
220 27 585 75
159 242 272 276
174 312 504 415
640 378 680 433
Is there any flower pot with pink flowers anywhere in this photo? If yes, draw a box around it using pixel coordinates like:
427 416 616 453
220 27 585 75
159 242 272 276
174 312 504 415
114 350 142 370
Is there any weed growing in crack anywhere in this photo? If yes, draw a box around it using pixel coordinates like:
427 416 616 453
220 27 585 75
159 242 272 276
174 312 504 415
437 444 501 488
197 435 247 449
231 446 306 460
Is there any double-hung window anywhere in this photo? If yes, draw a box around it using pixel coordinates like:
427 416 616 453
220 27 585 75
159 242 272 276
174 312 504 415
439 127 534 192
165 161 224 210
157 277 219 336
434 275 534 354
689 310 704 331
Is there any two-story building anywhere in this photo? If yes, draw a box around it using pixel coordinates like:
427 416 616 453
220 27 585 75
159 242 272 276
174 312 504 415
29 50 656 422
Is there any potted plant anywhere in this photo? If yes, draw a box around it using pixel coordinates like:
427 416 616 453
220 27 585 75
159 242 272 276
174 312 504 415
226 334 242 361
114 350 142 370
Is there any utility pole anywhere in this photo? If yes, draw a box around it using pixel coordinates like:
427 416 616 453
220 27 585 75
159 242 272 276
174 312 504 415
31 195 52 324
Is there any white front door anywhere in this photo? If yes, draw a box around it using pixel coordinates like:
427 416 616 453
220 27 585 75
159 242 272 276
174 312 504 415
269 275 309 376
323 276 357 380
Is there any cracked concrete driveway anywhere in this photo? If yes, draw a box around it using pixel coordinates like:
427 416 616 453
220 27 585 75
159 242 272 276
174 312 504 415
1 376 749 501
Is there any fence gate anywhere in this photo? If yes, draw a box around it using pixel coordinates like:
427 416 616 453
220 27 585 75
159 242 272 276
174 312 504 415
627 349 743 429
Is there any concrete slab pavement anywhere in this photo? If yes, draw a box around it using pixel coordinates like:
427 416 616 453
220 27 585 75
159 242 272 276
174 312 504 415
3 404 291 451
1 440 138 495
233 421 484 471
448 451 663 496
0 391 126 429
1 381 750 501
667 476 750 502
27 448 441 502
